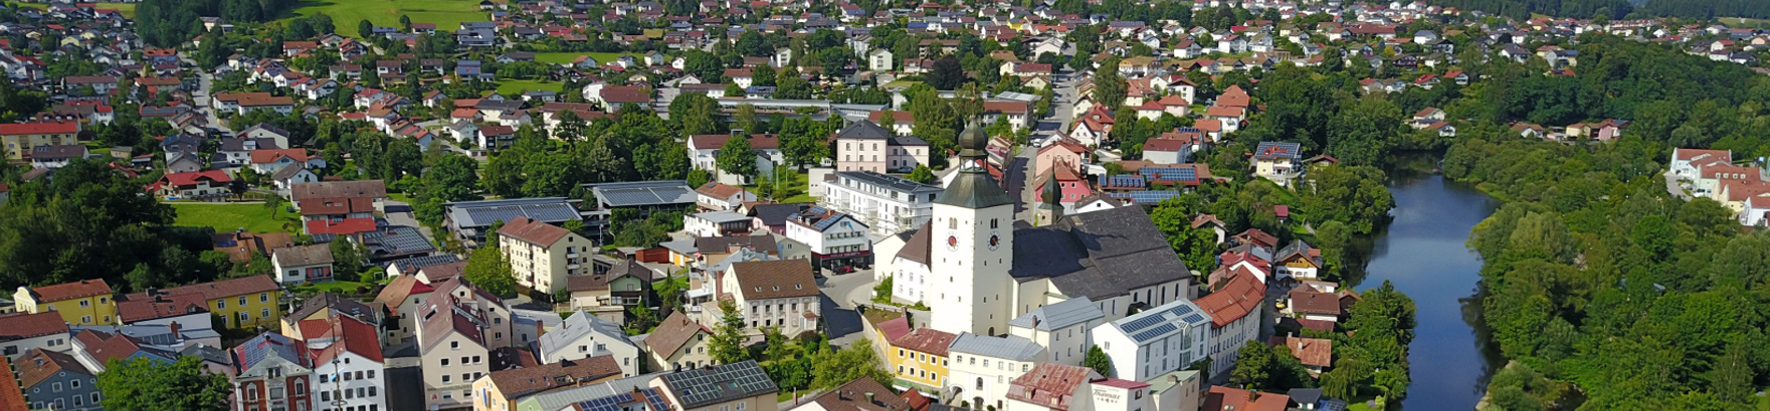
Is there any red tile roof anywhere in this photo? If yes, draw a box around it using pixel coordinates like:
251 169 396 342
890 327 957 356
1005 363 1098 411
249 148 312 164
373 275 434 317
125 275 280 302
498 216 574 246
0 121 78 135
303 314 384 364
0 355 27 411
1196 271 1264 327
26 279 112 303
0 312 69 340
1216 85 1250 108
116 292 209 323
1271 336 1332 368
1203 386 1288 411
306 218 377 235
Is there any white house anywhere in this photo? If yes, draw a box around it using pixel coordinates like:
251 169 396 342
1670 148 1732 181
271 244 334 285
820 171 942 235
694 182 756 212
946 333 1047 411
0 312 70 358
1089 299 1211 381
1198 271 1264 378
535 310 643 377
713 260 821 336
782 208 872 271
304 315 386 411
869 49 894 72
683 211 755 237
1006 297 1106 366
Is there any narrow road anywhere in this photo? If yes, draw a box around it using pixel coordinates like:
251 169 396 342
176 52 226 131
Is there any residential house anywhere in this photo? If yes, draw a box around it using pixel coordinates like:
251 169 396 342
783 207 872 271
28 144 87 169
271 244 334 285
534 312 642 377
819 171 942 235
1006 297 1106 366
229 333 314 411
497 217 592 294
1000 363 1105 411
946 333 1047 411
886 326 957 391
711 260 821 337
1203 386 1289 411
834 120 929 173
644 311 713 372
694 182 756 212
148 170 234 200
1089 299 1211 381
372 275 435 346
15 349 99 411
565 260 654 319
471 355 624 411
1272 240 1323 281
1 122 80 160
415 278 511 409
302 314 387 411
791 377 910 411
1252 141 1304 186
0 312 72 358
14 280 115 326
127 276 282 330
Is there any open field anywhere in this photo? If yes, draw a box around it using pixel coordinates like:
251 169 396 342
532 51 642 65
283 0 487 39
171 203 297 234
96 3 135 18
495 78 563 95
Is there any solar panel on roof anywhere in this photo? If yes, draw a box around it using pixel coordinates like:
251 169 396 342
1122 315 1166 332
1131 323 1178 342
1182 313 1207 324
1168 305 1195 316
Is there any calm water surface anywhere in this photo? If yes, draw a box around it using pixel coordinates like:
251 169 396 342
1353 173 1505 410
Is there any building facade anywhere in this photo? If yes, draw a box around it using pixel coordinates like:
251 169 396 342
497 217 592 294
819 171 942 236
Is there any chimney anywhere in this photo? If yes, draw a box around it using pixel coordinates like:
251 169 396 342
865 392 876 405
168 321 181 336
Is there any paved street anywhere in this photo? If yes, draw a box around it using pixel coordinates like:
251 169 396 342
177 53 226 131
817 268 876 348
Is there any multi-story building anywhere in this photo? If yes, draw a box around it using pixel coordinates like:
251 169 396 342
649 360 780 411
564 259 654 318
372 275 435 346
1196 271 1265 378
535 311 643 377
444 198 583 249
712 260 821 336
1252 141 1304 186
0 312 72 358
125 275 283 330
302 315 386 411
819 171 941 235
471 355 623 411
496 217 592 294
946 333 1047 411
783 207 872 271
230 333 315 411
886 327 957 391
0 121 79 160
644 311 712 372
1090 299 1211 381
1007 297 1106 366
14 279 116 326
832 120 929 173
416 278 512 409
1001 363 1102 411
15 348 100 411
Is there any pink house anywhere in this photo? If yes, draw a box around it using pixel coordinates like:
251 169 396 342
1035 139 1088 178
1033 166 1091 206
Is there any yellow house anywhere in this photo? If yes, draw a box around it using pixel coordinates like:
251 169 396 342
887 327 957 390
14 279 117 326
126 275 283 330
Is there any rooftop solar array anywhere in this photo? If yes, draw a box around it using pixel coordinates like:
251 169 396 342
1140 167 1198 182
661 360 778 409
1108 190 1181 204
1106 174 1145 187
447 197 582 227
1112 299 1212 343
596 186 695 207
574 389 669 411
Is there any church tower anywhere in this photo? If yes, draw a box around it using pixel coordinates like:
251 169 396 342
1033 173 1064 226
928 120 1017 336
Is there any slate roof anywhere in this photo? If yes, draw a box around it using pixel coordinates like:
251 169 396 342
566 259 653 292
1009 205 1194 301
946 332 1045 361
536 311 630 361
1007 297 1103 331
833 120 892 140
750 203 812 226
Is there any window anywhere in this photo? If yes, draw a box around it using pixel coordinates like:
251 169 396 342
367 370 375 379
217 300 225 309
442 375 451 383
52 382 61 392
260 292 270 303
70 380 78 389
451 341 460 349
238 312 250 323
321 392 330 402
262 308 271 319
441 358 450 366
79 300 90 308
239 296 248 306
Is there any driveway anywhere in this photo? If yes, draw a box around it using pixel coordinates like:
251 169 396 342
176 52 225 131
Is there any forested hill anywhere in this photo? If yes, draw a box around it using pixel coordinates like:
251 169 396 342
1421 0 1770 21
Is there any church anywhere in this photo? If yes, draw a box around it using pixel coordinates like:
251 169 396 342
889 121 1198 337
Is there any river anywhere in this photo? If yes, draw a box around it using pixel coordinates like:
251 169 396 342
1350 172 1506 410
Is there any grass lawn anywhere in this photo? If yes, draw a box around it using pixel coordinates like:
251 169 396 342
291 281 372 295
12 2 45 9
283 0 487 39
495 78 563 95
532 51 640 65
171 203 299 234
96 3 135 18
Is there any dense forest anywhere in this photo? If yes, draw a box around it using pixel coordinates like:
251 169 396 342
1424 0 1770 20
1429 35 1770 409
136 0 297 46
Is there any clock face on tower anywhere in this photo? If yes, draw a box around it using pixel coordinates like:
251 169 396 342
946 235 959 251
987 231 1001 250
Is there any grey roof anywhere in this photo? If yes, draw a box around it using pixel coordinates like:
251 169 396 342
359 226 436 257
1276 240 1323 266
833 119 891 140
834 171 942 196
658 360 779 408
1007 297 1104 331
947 332 1045 361
537 311 632 360
446 197 581 227
1010 205 1194 301
690 211 751 224
936 169 1014 209
384 254 462 273
587 181 697 208
1103 299 1209 344
751 203 811 226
